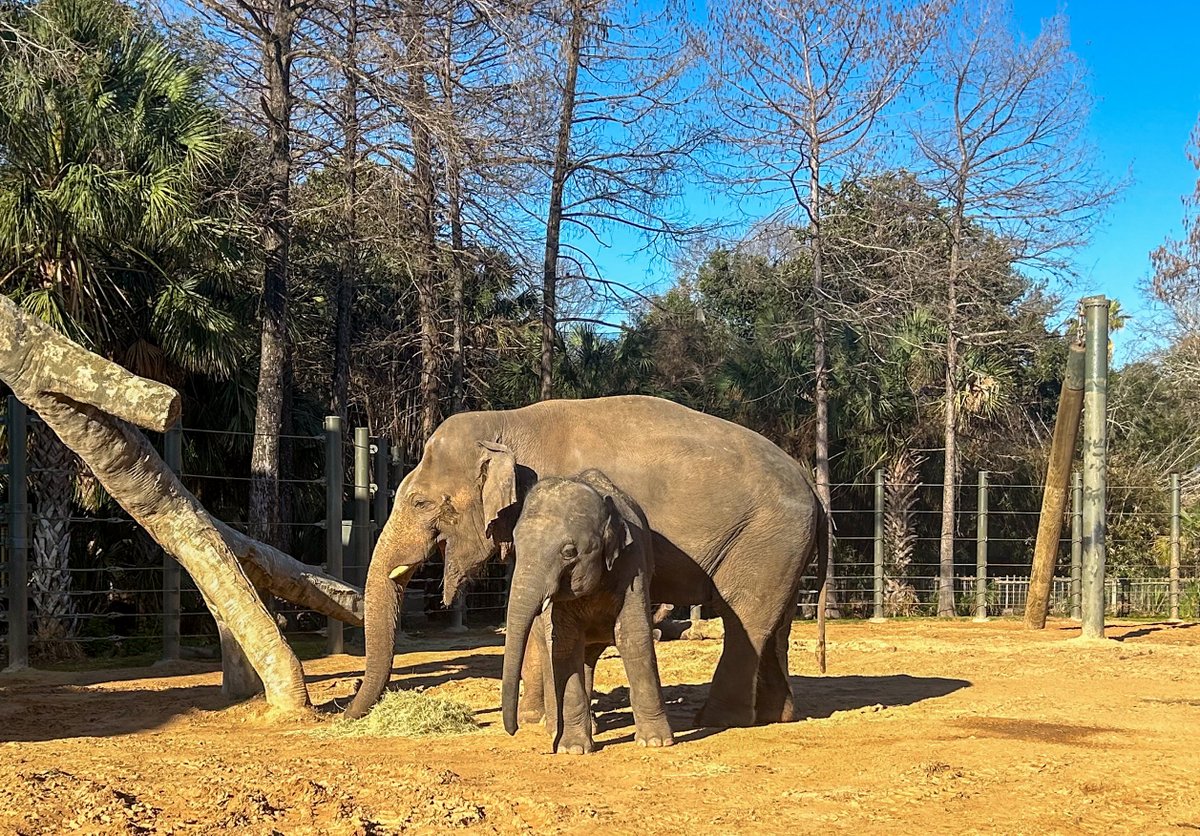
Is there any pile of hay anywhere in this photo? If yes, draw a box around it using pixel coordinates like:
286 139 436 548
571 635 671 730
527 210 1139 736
317 690 480 739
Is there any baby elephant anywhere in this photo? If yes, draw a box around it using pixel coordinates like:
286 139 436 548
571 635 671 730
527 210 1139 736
501 469 673 754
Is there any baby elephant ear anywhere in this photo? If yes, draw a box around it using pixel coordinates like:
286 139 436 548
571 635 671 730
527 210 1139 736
603 494 634 571
477 441 517 541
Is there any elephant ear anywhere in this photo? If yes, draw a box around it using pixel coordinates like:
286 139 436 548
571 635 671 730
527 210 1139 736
477 440 518 545
602 494 634 571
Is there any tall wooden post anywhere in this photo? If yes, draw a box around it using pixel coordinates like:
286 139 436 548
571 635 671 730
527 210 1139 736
1081 296 1109 640
872 468 885 622
1070 470 1082 621
353 427 371 588
4 396 29 671
1170 473 1181 622
161 422 182 661
325 416 344 655
1026 341 1086 628
372 437 389 545
975 471 989 621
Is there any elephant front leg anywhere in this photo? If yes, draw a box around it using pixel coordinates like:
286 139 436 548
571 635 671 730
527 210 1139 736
584 643 605 736
615 579 674 748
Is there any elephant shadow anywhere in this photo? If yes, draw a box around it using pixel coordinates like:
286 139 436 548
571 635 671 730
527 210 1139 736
592 673 971 747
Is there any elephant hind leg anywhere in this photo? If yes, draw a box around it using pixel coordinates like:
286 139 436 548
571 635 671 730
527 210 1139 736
698 527 811 729
755 614 797 724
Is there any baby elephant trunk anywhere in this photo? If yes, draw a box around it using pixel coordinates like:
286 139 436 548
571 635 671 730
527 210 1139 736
501 580 550 735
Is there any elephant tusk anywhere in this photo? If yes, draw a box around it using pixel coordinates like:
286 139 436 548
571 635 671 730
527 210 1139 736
541 596 552 614
389 564 417 581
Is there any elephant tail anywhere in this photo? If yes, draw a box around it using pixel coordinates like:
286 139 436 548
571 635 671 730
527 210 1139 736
815 498 830 674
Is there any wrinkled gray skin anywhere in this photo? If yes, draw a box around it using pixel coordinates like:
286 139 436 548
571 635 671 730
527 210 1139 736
502 470 672 754
345 395 825 727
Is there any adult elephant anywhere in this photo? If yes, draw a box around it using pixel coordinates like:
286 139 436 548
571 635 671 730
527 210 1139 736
344 395 827 726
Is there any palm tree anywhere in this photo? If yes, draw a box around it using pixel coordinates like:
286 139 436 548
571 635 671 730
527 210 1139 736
0 0 237 654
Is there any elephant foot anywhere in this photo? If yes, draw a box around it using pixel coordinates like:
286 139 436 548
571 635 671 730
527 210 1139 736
552 719 594 755
555 741 594 755
694 699 755 729
518 707 545 726
634 715 674 748
553 730 594 755
756 700 797 725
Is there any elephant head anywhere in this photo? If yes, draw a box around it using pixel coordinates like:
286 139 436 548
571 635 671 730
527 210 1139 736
345 419 521 719
501 477 630 735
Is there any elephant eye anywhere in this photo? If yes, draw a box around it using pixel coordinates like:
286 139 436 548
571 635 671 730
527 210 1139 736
561 543 578 560
410 495 433 510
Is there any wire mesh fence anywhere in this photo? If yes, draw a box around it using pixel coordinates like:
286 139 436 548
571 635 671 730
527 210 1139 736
3 397 1198 667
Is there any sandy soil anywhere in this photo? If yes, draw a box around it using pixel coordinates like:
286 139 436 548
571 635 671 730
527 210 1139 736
2 618 1199 835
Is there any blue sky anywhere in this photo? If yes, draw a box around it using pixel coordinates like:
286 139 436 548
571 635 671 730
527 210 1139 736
572 1 1200 365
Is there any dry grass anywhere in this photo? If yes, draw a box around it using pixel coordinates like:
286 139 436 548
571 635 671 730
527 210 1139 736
315 690 480 739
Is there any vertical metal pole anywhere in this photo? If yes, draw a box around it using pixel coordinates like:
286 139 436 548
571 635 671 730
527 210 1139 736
161 422 182 662
372 437 389 546
975 471 989 621
1170 473 1181 621
449 592 468 632
872 468 885 621
1070 470 1082 621
354 428 371 589
1081 296 1109 639
5 396 29 671
324 416 344 655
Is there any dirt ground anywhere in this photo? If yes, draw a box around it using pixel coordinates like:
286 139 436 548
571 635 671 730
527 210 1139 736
2 618 1199 835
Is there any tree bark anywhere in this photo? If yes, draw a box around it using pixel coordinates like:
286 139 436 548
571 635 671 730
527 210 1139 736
1024 340 1086 628
937 209 964 617
539 0 584 401
0 296 364 708
249 0 295 550
441 28 468 416
808 148 839 618
407 0 441 439
331 0 359 424
27 420 78 658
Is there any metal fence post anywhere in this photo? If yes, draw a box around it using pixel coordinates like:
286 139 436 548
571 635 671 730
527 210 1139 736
372 437 389 545
161 422 182 662
4 396 29 671
1071 470 1082 621
872 468 885 622
324 416 344 655
449 592 468 633
1170 472 1181 621
353 428 370 588
975 471 989 621
1081 295 1109 639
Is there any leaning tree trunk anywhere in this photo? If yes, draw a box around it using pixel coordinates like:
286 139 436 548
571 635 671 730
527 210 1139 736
26 421 79 660
0 296 363 710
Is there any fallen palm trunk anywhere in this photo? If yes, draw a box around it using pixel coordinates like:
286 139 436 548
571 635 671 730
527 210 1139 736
0 296 362 709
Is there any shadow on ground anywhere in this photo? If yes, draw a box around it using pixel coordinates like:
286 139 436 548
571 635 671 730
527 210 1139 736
593 673 971 748
1111 621 1200 642
4 632 969 746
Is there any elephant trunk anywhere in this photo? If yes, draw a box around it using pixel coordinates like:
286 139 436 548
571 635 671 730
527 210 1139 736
344 518 425 719
502 579 549 735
